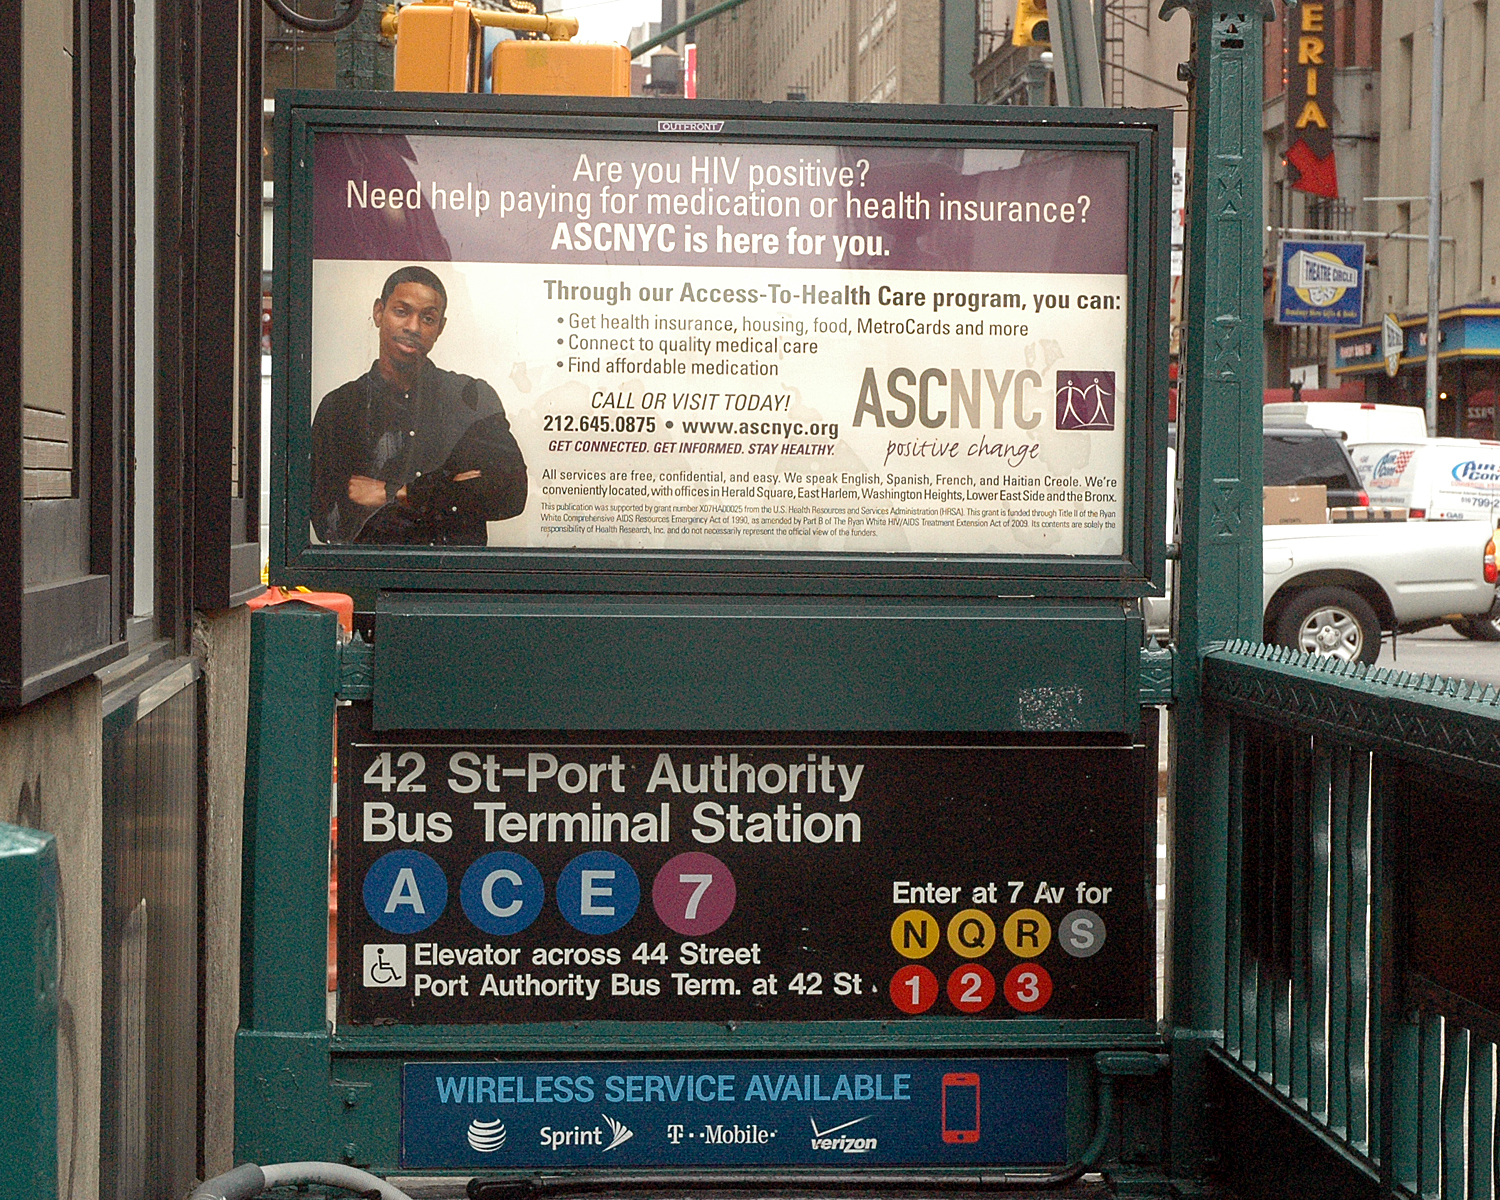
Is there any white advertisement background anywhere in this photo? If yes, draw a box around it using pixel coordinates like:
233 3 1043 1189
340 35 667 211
312 259 1128 556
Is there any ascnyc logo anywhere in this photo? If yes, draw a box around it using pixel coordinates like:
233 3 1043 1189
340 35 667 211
810 1115 877 1154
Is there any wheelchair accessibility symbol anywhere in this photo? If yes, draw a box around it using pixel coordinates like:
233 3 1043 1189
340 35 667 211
364 943 408 988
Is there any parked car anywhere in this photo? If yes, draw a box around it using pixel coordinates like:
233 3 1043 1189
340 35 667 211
1263 425 1368 510
1145 428 1497 658
1263 520 1499 663
1347 438 1500 640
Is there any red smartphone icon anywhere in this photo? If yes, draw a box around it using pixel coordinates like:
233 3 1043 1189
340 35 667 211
941 1072 981 1143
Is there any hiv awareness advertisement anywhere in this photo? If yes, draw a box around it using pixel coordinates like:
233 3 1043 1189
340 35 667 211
304 128 1133 558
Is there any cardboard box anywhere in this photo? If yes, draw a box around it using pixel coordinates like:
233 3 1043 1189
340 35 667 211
1330 506 1409 522
1264 485 1328 525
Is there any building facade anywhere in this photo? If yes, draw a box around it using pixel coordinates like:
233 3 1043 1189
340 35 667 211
695 0 940 104
4 0 266 1193
1260 0 1383 390
1328 0 1498 431
972 0 1190 128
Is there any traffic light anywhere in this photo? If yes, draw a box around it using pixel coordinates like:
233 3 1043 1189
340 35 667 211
492 40 631 96
385 0 627 95
388 0 484 92
1013 0 1050 47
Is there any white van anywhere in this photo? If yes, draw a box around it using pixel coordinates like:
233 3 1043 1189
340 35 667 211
1349 438 1500 522
1263 401 1428 443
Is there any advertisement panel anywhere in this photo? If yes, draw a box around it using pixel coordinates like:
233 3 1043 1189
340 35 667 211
337 704 1155 1028
273 100 1170 591
399 1056 1066 1170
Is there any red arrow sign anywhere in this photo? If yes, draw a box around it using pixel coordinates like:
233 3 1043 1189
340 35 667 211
1286 138 1339 199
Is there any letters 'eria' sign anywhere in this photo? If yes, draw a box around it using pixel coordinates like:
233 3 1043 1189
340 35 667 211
274 99 1169 586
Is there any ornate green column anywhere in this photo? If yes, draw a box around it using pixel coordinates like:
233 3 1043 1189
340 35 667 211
1159 0 1269 1182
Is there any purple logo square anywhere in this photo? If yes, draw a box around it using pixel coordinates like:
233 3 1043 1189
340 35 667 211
1056 371 1116 430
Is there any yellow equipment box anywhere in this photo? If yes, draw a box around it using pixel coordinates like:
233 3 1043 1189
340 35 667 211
493 40 630 96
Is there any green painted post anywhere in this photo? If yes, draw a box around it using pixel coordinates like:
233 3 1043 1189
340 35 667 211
940 0 978 103
237 601 340 1163
1158 0 1268 1182
0 824 58 1200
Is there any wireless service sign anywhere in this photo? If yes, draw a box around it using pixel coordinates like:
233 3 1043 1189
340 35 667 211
307 131 1131 557
398 1057 1066 1170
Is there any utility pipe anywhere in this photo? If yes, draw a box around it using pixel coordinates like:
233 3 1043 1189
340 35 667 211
1425 0 1445 435
628 0 752 59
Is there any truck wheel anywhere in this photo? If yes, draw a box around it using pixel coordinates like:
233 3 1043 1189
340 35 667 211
1449 600 1500 641
1273 587 1382 664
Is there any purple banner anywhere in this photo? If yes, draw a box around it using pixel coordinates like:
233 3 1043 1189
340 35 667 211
313 133 1127 275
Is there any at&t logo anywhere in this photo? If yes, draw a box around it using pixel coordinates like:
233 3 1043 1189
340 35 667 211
467 1118 506 1153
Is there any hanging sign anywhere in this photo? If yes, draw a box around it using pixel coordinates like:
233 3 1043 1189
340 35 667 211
1275 240 1365 327
1383 312 1405 377
1284 0 1339 198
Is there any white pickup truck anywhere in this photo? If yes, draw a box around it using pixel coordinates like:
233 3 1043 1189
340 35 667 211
1262 520 1498 663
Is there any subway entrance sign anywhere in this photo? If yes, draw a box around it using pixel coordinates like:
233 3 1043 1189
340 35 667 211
339 705 1155 1027
242 93 1173 1180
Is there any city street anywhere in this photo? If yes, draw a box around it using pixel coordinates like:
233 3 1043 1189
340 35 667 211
1377 626 1500 687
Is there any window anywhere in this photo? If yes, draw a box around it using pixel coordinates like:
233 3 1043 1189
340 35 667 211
0 0 128 706
133 0 157 626
1397 201 1413 306
1400 33 1414 128
1471 179 1486 295
1263 434 1362 495
1477 0 1490 99
1 0 263 708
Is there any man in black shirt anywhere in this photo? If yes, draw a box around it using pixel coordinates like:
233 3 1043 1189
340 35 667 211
311 266 527 545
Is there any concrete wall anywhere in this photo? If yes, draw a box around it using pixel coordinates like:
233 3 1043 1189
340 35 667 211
195 608 252 1175
0 681 103 1200
1114 0 1192 144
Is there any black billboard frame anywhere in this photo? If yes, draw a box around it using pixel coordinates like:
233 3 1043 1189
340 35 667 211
270 94 1172 604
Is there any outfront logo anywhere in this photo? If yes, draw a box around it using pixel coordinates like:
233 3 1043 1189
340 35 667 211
1055 371 1116 431
467 1118 506 1153
809 1115 877 1154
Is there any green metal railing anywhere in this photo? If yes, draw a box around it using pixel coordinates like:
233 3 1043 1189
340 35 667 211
0 822 58 1200
1203 640 1500 1199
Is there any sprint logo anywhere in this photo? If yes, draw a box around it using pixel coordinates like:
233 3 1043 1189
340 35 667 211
537 1113 634 1152
603 1113 634 1152
809 1115 877 1154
